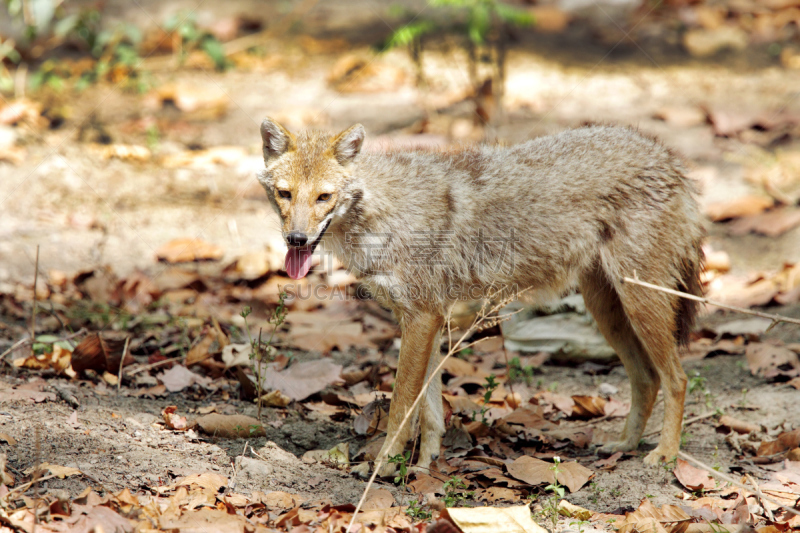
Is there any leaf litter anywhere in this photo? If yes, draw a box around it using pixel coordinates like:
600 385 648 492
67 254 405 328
0 233 799 531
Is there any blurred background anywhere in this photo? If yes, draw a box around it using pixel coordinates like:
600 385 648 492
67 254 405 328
2 0 800 316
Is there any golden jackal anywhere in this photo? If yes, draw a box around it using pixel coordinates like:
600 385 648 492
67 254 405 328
257 118 704 477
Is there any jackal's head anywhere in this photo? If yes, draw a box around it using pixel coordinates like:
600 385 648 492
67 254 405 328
257 117 365 280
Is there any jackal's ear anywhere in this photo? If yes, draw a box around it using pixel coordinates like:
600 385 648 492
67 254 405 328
332 124 365 166
261 118 295 162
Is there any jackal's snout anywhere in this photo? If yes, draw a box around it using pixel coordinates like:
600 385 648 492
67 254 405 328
286 231 308 247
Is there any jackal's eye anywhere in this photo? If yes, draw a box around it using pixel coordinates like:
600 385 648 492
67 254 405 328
278 190 291 199
317 193 332 202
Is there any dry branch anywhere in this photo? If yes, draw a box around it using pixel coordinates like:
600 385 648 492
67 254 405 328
621 275 800 330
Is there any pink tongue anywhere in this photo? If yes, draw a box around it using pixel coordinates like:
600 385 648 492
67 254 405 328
285 246 314 279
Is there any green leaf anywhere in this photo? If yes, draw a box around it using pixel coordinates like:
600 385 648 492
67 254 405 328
467 3 490 43
201 37 227 70
386 20 435 49
53 14 80 39
495 3 534 27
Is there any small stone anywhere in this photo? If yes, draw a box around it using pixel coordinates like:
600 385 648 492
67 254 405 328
599 383 618 398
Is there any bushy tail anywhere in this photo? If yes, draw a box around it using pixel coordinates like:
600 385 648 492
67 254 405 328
675 242 704 348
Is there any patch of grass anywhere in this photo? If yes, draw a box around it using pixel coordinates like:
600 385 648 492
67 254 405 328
442 476 474 507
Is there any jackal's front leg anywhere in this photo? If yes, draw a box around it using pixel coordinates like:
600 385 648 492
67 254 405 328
352 312 443 479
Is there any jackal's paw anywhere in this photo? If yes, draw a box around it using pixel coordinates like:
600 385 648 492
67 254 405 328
598 440 637 456
351 461 372 479
643 447 677 466
351 460 398 479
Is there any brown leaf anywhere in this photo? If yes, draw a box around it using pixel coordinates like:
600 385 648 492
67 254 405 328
186 327 228 366
162 405 187 431
363 488 395 510
718 415 760 435
556 461 594 492
408 473 445 495
673 459 717 491
571 395 606 418
603 399 630 418
258 359 343 401
534 391 574 417
706 195 774 222
500 405 553 429
444 505 548 533
593 451 623 469
757 428 800 456
617 498 690 533
442 357 487 377
728 207 800 237
746 343 800 378
70 333 133 375
506 456 592 492
286 322 377 353
156 238 224 263
157 364 210 392
478 487 519 503
194 414 266 438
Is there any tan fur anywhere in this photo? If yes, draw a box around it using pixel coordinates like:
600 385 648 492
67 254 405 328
258 118 705 477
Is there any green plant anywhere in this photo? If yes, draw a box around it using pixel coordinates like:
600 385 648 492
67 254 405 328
406 497 432 520
543 456 565 532
739 388 748 407
241 291 288 420
442 476 474 507
163 11 228 71
0 37 20 93
384 0 534 121
388 451 412 488
146 124 161 152
569 519 590 533
507 356 537 384
588 480 604 505
472 374 498 425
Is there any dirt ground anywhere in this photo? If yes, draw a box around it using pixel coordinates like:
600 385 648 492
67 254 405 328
1 0 800 530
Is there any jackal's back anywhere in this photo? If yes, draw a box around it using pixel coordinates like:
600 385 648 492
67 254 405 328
327 126 703 315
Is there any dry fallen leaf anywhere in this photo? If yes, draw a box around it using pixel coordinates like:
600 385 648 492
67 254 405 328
506 456 592 492
728 207 800 237
746 343 800 379
757 428 800 456
258 359 343 401
162 405 187 430
705 195 774 222
157 365 211 392
363 488 395 510
156 238 224 263
70 333 132 375
616 498 691 533
443 505 548 533
673 459 718 491
717 415 760 435
194 414 265 438
571 395 606 418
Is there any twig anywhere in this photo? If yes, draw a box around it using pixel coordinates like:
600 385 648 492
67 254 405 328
0 338 30 362
747 473 776 522
642 410 716 439
621 275 800 331
118 337 130 393
678 451 800 518
125 356 182 376
348 291 525 531
30 245 39 347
